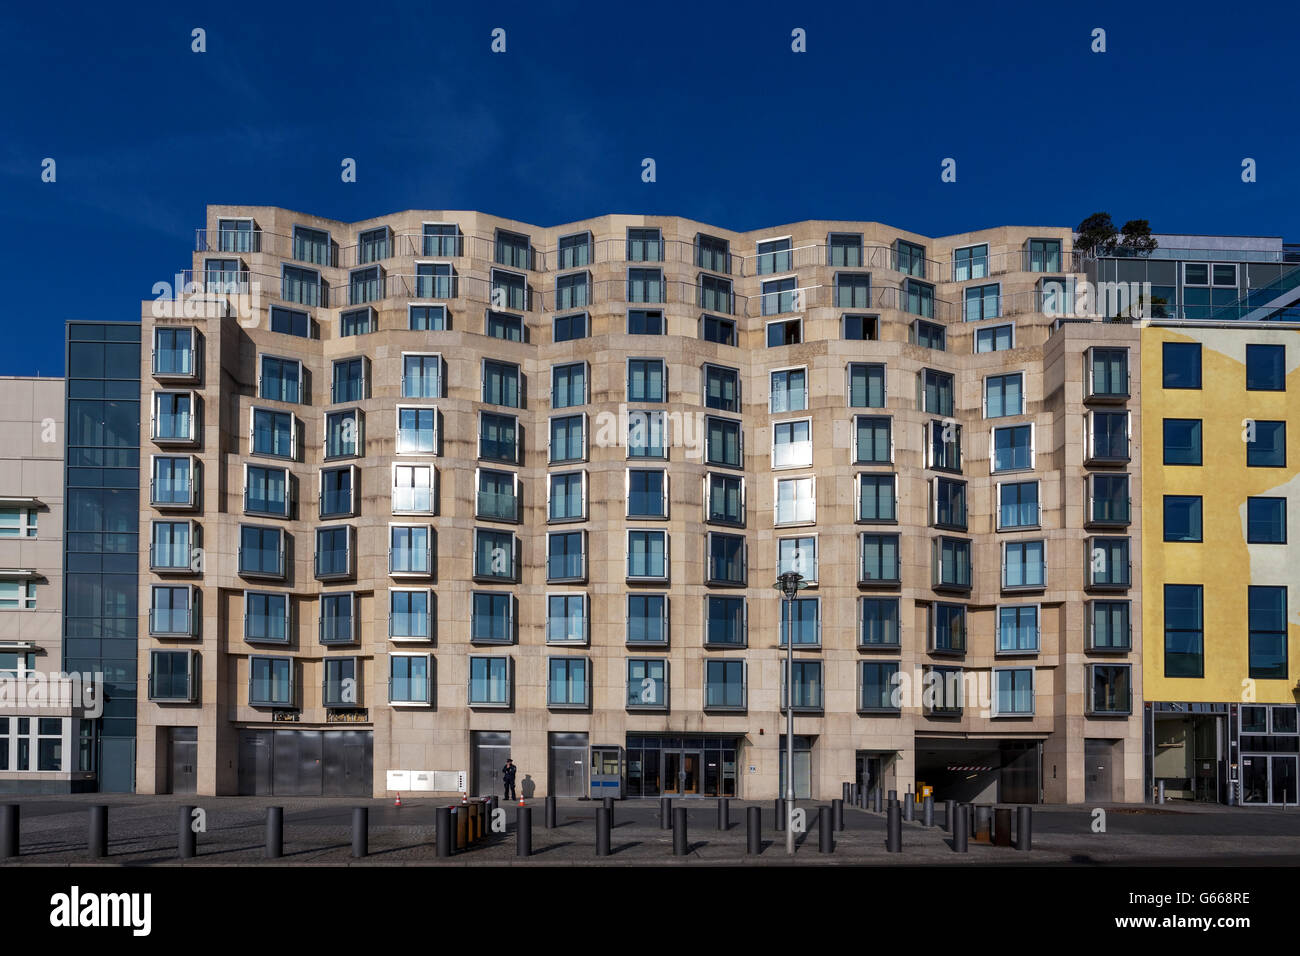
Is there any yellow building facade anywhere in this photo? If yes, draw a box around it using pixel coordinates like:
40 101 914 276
1141 321 1300 805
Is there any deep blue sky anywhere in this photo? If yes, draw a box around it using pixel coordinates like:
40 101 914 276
2 0 1297 376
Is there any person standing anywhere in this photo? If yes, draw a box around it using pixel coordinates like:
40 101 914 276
502 758 518 800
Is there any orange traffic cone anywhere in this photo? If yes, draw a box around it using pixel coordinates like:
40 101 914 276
394 793 402 808
461 793 468 805
517 794 525 807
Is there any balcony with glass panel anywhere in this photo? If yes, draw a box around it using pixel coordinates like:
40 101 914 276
1086 412 1130 465
238 526 284 579
1086 348 1130 403
389 590 432 642
149 586 196 637
390 655 433 706
319 595 356 645
323 658 359 707
780 661 824 714
244 593 289 644
1087 474 1131 527
151 456 197 510
150 522 195 574
249 657 294 707
315 527 354 581
468 656 511 707
389 527 432 578
152 392 197 445
152 327 198 381
474 530 517 582
476 471 519 522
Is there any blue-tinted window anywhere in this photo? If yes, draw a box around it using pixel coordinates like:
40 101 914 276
1246 497 1286 544
554 312 587 342
1163 495 1202 542
1162 341 1202 389
1247 421 1286 467
999 481 1038 528
1163 419 1202 465
1248 586 1288 680
1246 344 1285 391
1164 584 1203 678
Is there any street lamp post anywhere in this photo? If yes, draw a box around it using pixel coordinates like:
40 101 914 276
774 571 807 856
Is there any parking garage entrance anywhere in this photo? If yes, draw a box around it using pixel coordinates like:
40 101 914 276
914 738 1041 804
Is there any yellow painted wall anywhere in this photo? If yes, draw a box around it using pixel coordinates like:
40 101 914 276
1141 325 1300 703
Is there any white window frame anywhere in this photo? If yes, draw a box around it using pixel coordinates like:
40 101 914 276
148 583 199 637
991 666 1036 717
1001 539 1047 591
974 323 1015 354
994 478 1042 531
776 533 818 585
995 603 1042 656
769 365 809 414
467 655 513 707
395 404 439 456
388 523 433 578
474 466 519 523
545 592 590 646
152 454 200 510
151 390 199 445
771 416 813 469
764 315 803 344
990 422 1035 474
626 593 670 647
547 470 588 523
546 655 592 710
389 651 434 707
401 352 444 400
391 462 437 516
388 587 434 643
774 475 817 527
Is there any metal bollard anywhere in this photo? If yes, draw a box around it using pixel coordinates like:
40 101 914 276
974 805 992 843
0 804 17 859
952 804 968 852
265 806 283 859
1158 780 1166 805
774 797 786 831
819 806 834 853
454 806 467 850
944 799 956 833
436 806 452 857
603 796 615 829
660 796 673 830
545 794 557 829
596 807 611 856
842 782 852 803
672 806 688 856
717 797 729 831
352 807 368 858
922 795 934 828
832 798 844 831
1017 806 1032 852
994 807 1013 847
873 789 882 812
886 800 902 852
517 805 532 857
746 806 761 854
177 805 196 859
903 795 914 822
88 805 108 859
887 789 897 803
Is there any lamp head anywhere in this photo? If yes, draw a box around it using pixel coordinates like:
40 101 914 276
776 571 804 599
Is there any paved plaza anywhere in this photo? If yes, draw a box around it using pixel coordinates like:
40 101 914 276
2 796 1300 866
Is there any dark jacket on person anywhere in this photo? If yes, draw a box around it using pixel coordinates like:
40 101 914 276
502 763 517 784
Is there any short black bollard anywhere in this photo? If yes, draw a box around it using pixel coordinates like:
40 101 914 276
994 807 1013 847
903 795 914 822
265 806 283 859
603 796 614 828
944 799 956 832
517 805 532 857
832 797 844 831
453 806 466 850
177 805 196 859
886 800 902 852
436 806 452 857
88 805 107 859
746 806 761 854
819 806 834 853
352 807 368 858
672 806 688 856
873 789 882 812
922 795 934 828
774 797 786 831
545 795 557 829
975 805 992 843
660 796 672 830
887 789 897 803
842 782 851 803
952 804 968 852
717 797 729 831
1017 806 1032 852
0 804 17 859
596 807 611 857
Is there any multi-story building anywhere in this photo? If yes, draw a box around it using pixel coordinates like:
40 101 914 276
0 375 97 793
131 206 1144 802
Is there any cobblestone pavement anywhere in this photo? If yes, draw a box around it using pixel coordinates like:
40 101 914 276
4 795 1300 866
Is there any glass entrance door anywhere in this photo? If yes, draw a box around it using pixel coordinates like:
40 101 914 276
1241 754 1297 806
1271 756 1297 805
662 750 701 794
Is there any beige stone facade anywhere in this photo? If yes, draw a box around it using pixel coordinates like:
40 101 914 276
134 206 1143 803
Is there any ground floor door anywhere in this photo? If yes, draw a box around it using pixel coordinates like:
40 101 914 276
471 731 510 797
1242 754 1298 806
856 752 885 801
662 750 702 794
166 727 197 795
1084 738 1114 803
778 736 813 800
549 732 588 797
